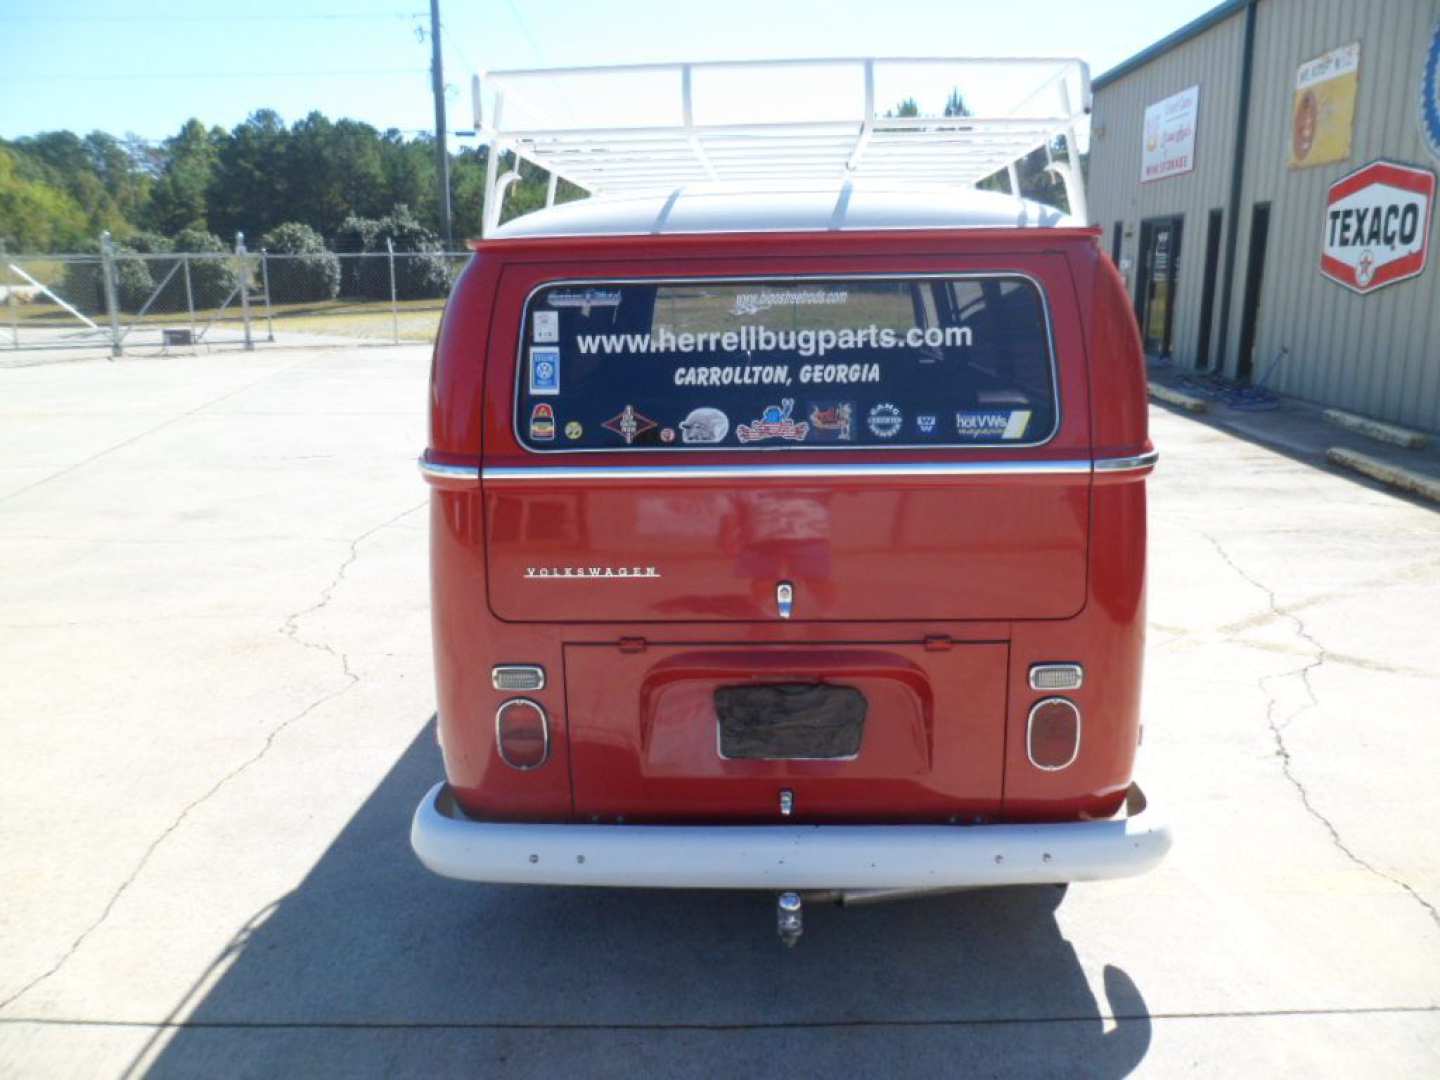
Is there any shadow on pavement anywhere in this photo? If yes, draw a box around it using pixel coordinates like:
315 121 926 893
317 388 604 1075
140 718 1151 1078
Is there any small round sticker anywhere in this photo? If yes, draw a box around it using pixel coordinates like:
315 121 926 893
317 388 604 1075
867 402 903 438
564 421 583 440
660 427 676 443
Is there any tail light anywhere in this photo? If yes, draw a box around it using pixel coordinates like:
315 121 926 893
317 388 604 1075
1027 698 1081 770
495 698 549 770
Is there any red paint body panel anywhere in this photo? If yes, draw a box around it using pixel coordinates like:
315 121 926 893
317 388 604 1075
426 226 1152 826
565 642 1007 821
485 473 1088 622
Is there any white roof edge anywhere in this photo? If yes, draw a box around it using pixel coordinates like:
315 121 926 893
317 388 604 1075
486 183 1082 240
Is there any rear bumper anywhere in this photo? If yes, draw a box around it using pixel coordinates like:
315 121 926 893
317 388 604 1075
410 782 1171 890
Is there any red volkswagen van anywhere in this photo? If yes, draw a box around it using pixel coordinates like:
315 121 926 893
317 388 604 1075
411 59 1169 942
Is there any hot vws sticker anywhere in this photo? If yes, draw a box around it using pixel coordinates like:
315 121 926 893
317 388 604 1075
1421 20 1440 163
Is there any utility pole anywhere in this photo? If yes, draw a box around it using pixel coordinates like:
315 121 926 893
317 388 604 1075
429 0 454 247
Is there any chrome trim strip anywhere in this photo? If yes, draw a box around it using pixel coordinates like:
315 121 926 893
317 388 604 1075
482 459 1092 482
434 453 1150 481
1028 663 1084 692
511 271 1063 455
418 457 481 483
1093 448 1159 472
1027 697 1081 772
495 698 550 771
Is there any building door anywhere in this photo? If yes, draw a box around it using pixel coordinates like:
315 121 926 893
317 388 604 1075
1195 209 1223 370
1236 203 1271 382
1136 216 1183 357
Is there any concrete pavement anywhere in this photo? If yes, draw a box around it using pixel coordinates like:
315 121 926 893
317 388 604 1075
1 346 1437 1077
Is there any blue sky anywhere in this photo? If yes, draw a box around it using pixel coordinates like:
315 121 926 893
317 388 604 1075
1 0 1218 144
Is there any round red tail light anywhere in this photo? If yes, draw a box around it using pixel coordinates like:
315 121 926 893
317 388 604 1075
496 698 549 770
1027 698 1081 771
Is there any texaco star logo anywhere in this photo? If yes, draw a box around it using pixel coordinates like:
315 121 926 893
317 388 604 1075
1356 249 1376 287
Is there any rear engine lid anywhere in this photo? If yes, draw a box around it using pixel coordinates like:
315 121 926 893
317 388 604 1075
564 640 1007 822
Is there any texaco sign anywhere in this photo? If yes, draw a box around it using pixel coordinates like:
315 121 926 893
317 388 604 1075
1321 160 1436 294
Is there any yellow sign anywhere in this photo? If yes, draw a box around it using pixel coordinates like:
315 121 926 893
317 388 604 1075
1289 42 1360 169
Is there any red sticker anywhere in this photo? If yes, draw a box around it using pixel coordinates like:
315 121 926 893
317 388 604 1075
529 402 556 441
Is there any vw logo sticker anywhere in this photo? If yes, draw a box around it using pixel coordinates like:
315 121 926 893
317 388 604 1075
1422 21 1440 162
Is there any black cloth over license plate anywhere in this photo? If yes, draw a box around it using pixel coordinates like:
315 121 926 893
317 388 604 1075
714 683 867 760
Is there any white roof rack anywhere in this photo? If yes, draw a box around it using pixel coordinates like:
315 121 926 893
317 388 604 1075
473 57 1091 237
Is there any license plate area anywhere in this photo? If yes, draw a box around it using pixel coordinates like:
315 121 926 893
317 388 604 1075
715 683 867 760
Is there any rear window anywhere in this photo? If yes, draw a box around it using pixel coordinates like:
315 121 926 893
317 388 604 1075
514 275 1057 452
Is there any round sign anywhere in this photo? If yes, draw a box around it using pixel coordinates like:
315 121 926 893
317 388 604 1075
866 402 903 438
1422 21 1440 162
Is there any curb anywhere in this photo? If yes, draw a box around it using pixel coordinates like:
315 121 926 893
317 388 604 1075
1148 383 1209 413
1322 409 1430 450
1326 447 1440 505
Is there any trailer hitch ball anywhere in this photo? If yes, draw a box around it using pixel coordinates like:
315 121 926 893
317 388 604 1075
777 891 803 947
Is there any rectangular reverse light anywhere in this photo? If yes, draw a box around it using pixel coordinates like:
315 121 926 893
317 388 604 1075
1028 663 1083 691
492 665 546 692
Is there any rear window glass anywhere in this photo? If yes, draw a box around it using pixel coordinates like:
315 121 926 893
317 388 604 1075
514 276 1056 452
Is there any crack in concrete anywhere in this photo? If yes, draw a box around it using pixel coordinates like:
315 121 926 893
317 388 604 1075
1199 530 1440 934
0 500 427 1014
279 501 426 684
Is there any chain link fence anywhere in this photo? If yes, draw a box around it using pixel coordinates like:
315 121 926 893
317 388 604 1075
2 233 469 363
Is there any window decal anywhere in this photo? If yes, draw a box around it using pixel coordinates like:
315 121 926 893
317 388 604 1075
514 276 1057 452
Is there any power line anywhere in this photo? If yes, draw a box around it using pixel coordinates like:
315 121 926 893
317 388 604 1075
0 11 422 21
501 0 545 65
8 69 429 82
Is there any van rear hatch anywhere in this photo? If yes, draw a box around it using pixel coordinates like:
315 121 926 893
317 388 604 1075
483 265 1090 623
564 640 1008 821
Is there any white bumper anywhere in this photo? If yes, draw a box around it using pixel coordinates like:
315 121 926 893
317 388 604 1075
411 782 1171 890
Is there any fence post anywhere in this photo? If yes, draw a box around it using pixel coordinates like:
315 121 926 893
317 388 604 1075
3 240 17 350
260 248 275 342
182 254 196 345
99 231 122 359
386 238 399 345
235 231 253 351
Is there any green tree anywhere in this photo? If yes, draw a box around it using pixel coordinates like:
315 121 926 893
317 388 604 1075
146 120 217 235
258 221 340 302
171 225 240 308
208 110 288 241
0 146 90 251
285 114 388 237
8 130 135 237
335 204 451 299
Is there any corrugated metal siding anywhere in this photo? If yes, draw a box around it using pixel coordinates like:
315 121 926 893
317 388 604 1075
1090 0 1440 432
1231 0 1440 432
1088 10 1247 371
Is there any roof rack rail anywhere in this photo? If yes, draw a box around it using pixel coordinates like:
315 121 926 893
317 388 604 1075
471 57 1091 237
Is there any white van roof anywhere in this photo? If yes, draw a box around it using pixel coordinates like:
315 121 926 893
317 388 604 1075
488 183 1079 239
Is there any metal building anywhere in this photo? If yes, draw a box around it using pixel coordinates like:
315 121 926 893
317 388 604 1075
1089 0 1440 432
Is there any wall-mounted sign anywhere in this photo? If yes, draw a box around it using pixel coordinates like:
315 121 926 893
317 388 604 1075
1320 160 1435 294
1141 85 1199 183
1289 42 1359 169
1421 21 1440 163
